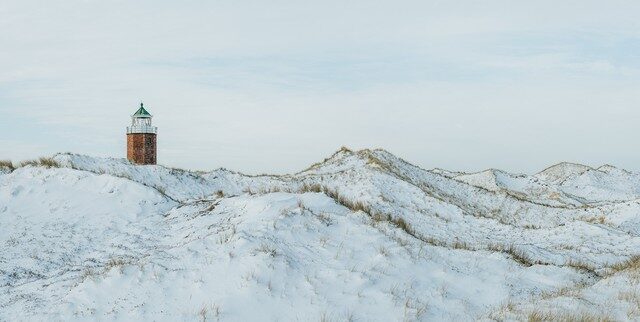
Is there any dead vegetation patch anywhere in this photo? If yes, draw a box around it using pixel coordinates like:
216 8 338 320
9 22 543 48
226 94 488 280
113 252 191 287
607 256 640 279
526 310 615 322
254 181 602 276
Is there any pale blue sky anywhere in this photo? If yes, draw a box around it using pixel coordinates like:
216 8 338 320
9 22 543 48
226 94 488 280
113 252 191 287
1 0 639 174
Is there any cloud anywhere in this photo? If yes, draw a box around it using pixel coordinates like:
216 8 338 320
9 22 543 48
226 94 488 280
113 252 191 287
1 0 639 173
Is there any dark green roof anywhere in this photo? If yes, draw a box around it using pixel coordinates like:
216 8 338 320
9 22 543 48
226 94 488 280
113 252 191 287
133 103 152 118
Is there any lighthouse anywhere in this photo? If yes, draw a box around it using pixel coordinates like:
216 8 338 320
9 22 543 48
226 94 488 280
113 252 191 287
126 103 157 165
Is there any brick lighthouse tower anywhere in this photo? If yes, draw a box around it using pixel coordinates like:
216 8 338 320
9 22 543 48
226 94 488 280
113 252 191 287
126 103 157 165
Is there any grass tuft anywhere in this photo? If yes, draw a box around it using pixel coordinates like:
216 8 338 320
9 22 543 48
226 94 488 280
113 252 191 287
18 157 61 168
198 303 221 322
38 157 60 168
0 160 14 171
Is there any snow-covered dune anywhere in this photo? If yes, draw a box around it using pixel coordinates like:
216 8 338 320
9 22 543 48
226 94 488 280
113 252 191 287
1 149 639 321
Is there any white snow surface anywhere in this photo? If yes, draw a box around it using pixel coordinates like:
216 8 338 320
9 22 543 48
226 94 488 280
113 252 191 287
1 149 639 321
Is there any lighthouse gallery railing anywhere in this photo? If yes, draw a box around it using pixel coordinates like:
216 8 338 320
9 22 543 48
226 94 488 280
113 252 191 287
127 125 158 134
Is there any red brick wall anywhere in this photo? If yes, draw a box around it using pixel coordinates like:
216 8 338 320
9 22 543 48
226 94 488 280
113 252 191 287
127 133 157 165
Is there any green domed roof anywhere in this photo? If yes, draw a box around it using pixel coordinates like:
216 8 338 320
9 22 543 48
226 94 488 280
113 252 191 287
133 103 152 118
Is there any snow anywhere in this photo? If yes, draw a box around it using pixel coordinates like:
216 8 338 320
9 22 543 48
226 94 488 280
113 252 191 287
535 162 593 185
1 149 639 321
558 166 640 203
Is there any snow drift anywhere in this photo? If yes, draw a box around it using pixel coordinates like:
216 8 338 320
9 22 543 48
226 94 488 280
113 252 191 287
1 148 639 321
